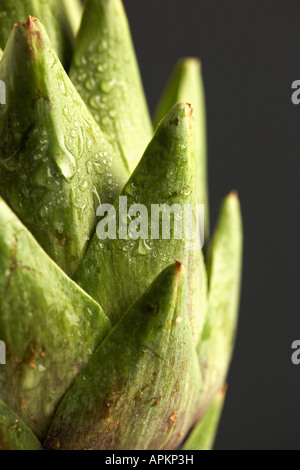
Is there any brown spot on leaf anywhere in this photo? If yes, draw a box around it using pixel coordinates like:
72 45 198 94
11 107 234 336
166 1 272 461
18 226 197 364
169 411 178 423
54 230 68 245
20 399 27 410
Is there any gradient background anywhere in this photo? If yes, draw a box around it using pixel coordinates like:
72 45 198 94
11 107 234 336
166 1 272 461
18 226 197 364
123 0 300 450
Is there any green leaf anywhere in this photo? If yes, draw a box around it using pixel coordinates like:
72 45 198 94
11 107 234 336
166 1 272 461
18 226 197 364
0 198 111 440
0 49 3 61
0 399 42 450
0 18 129 277
0 0 74 69
62 0 83 36
154 58 209 240
198 192 243 408
76 103 207 344
70 0 153 173
44 262 202 450
183 387 226 451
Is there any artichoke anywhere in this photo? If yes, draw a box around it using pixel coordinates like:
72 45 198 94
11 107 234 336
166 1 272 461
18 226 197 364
0 0 243 451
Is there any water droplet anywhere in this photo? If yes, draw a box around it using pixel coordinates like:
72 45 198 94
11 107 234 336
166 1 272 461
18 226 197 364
56 148 77 182
98 40 108 52
100 80 113 94
80 181 89 192
125 181 136 197
93 187 101 206
136 239 152 256
181 188 191 196
85 77 96 91
89 94 102 110
63 106 72 122
58 79 67 96
77 72 87 82
86 137 92 152
101 116 110 127
39 205 48 218
86 161 93 174
109 109 117 119
93 162 103 175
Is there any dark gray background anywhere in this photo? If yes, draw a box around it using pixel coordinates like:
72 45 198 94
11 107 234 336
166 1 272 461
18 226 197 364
123 0 300 450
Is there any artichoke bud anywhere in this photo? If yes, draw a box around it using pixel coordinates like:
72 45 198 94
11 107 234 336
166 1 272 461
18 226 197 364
0 0 243 451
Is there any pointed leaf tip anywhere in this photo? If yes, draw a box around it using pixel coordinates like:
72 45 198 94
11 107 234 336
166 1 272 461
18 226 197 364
70 0 152 172
26 15 36 29
45 263 201 450
76 102 207 346
198 192 242 408
154 58 209 240
174 259 184 272
13 17 45 59
229 189 239 199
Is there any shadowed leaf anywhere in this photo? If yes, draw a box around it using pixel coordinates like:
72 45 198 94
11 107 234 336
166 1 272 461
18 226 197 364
70 0 153 173
0 198 111 440
0 399 42 450
183 387 226 451
62 0 83 36
0 0 73 69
